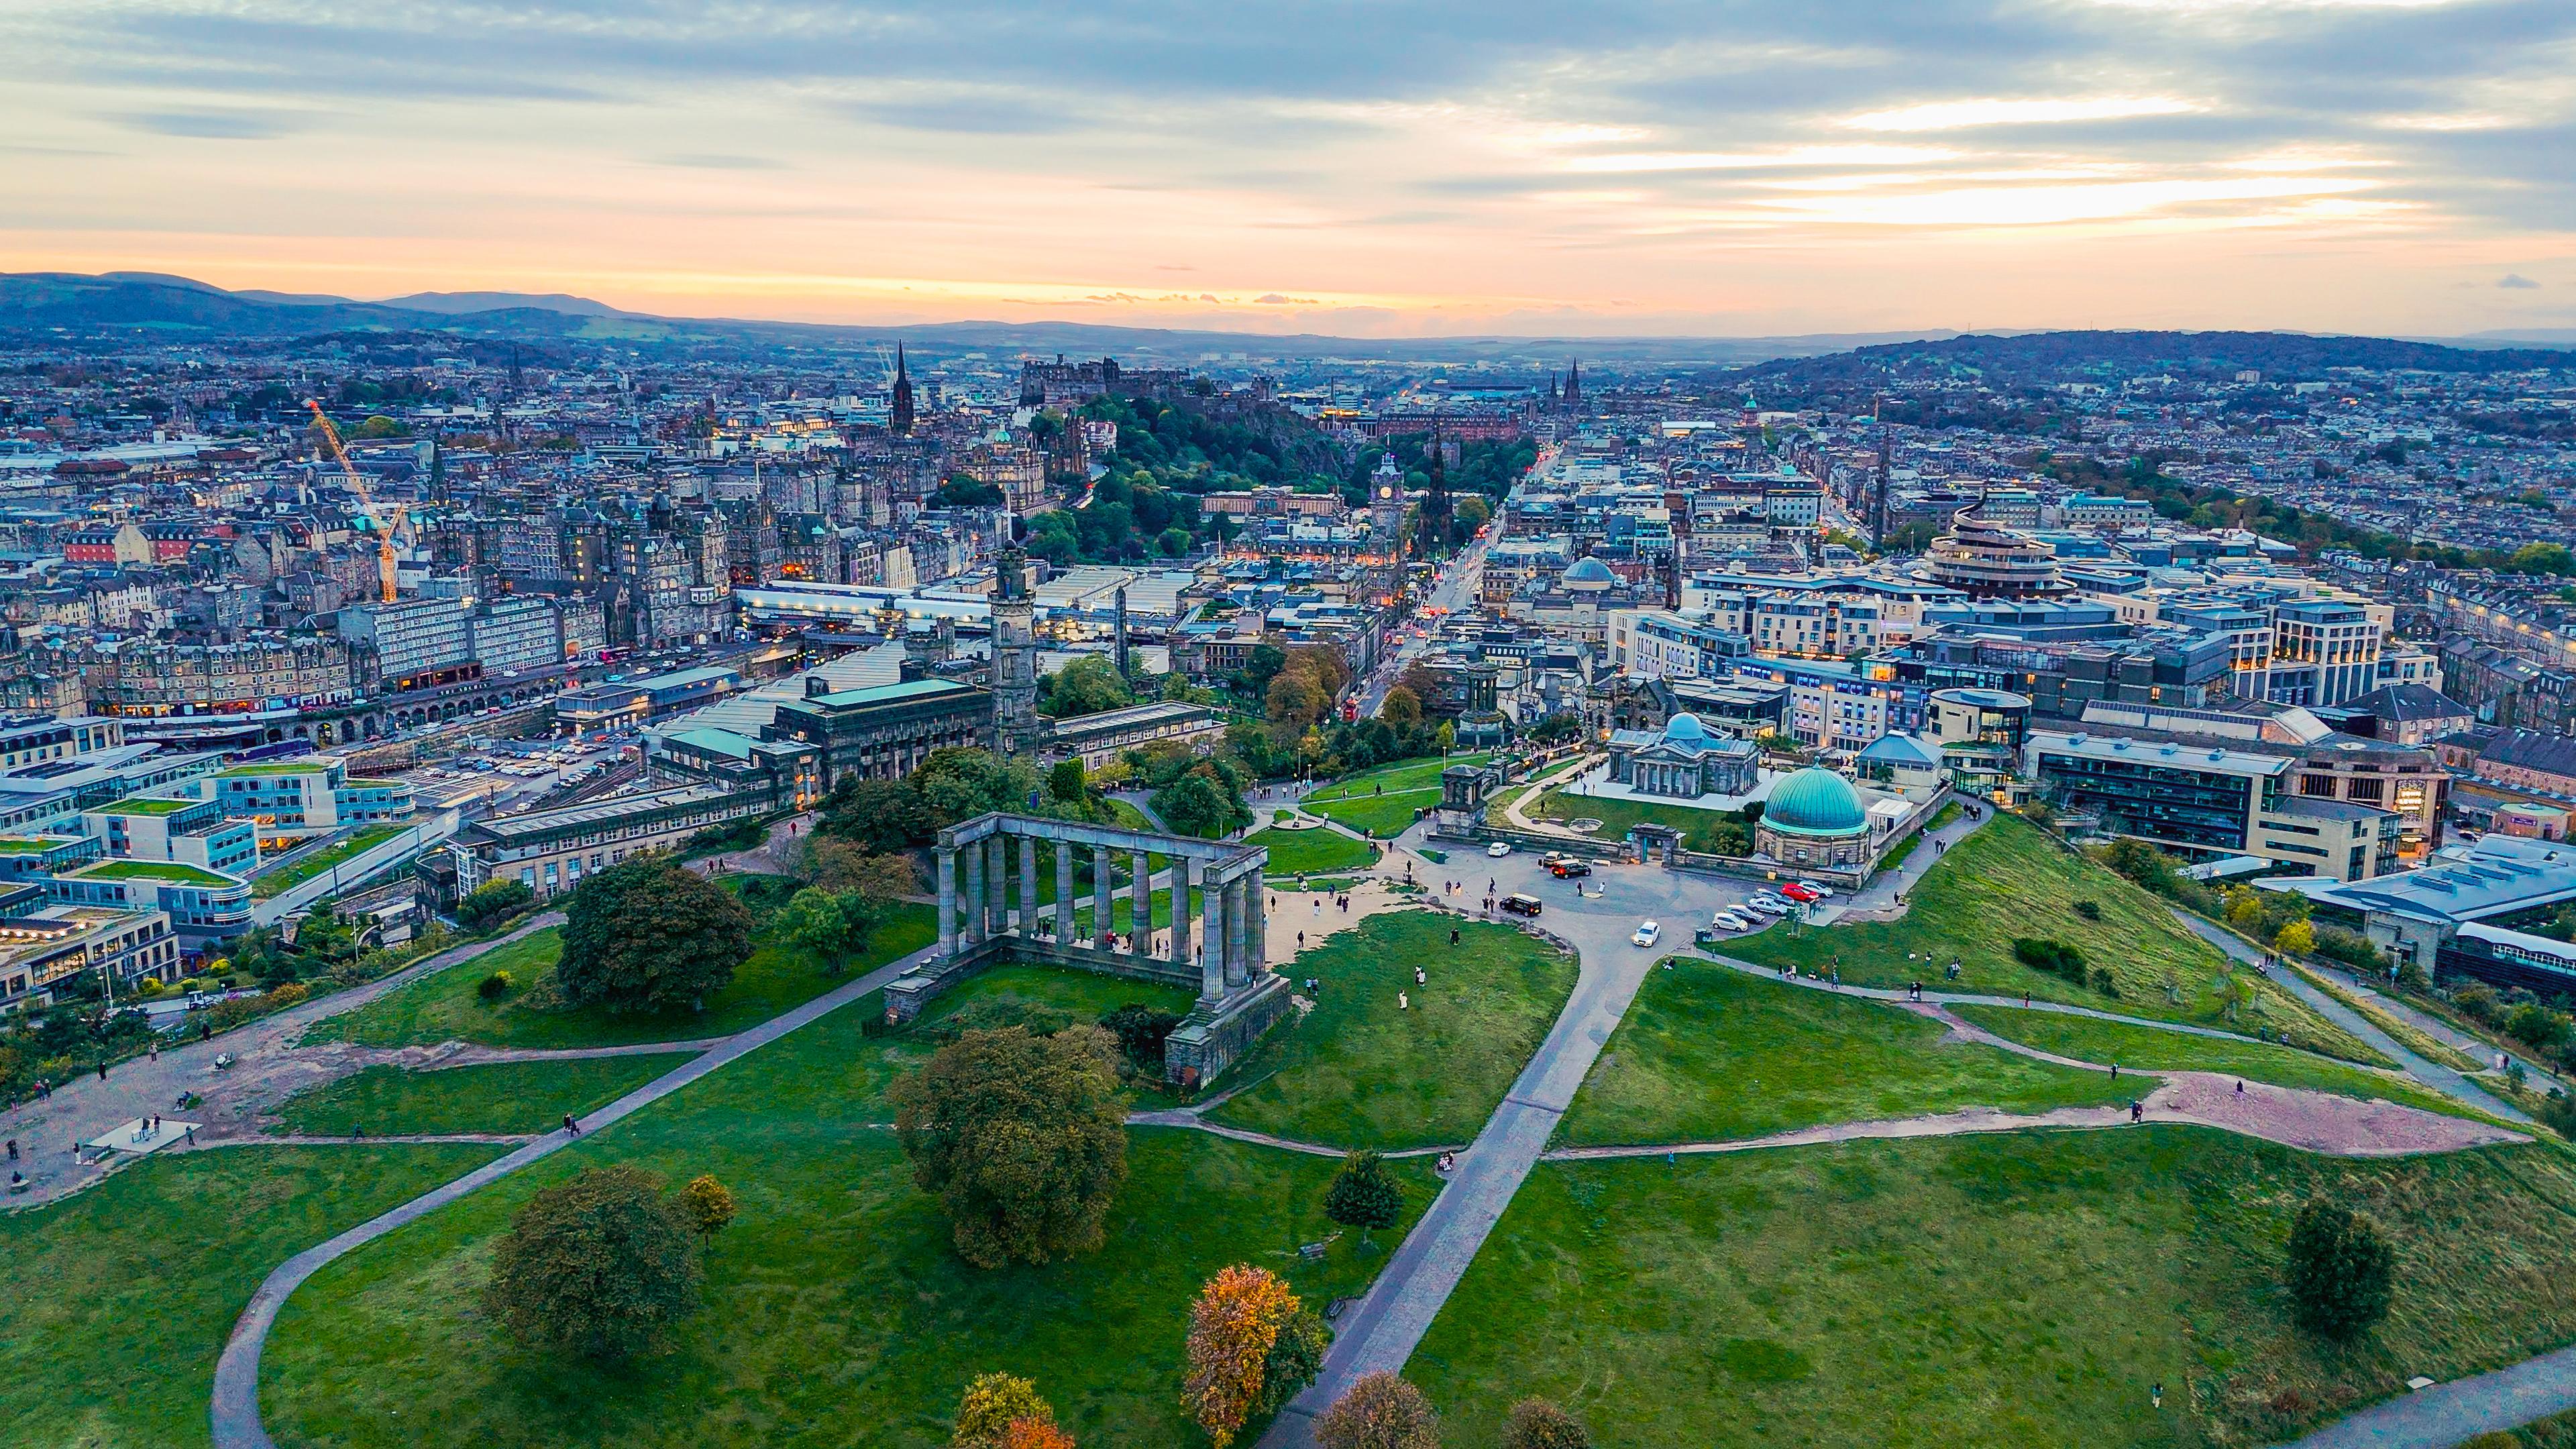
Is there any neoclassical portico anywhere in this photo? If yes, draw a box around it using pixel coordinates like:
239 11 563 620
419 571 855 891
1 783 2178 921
892 810 1287 1085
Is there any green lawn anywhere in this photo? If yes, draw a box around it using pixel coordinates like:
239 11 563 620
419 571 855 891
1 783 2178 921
0 1143 503 1449
1951 1005 2493 1123
303 904 936 1051
1208 910 1578 1149
1409 1132 2576 1449
273 1055 696 1136
1304 753 1490 804
252 824 407 898
259 969 1439 1449
1524 786 1744 852
1307 788 1440 838
1248 826 1379 877
1559 961 2137 1146
1727 816 2375 1061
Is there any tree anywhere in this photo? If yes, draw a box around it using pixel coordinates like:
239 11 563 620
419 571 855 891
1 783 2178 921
1048 760 1089 808
1000 1419 1077 1449
954 1372 1057 1448
1501 1399 1589 1449
1044 656 1134 720
775 887 851 959
1258 1310 1330 1417
1267 672 1327 729
1378 686 1424 729
1154 769 1248 840
458 877 535 932
1315 1372 1440 1449
916 748 1042 826
1324 1150 1405 1245
798 835 920 898
482 1166 702 1360
817 777 936 853
2274 919 2316 957
1183 1264 1301 1448
677 1174 737 1249
1239 642 1289 697
892 1026 1130 1268
2286 1197 2394 1338
556 856 755 1014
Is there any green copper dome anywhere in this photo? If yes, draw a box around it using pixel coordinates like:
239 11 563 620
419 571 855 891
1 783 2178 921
1762 767 1868 837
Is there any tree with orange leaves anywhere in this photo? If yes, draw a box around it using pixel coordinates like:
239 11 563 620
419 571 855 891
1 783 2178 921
999 1417 1076 1449
1183 1263 1301 1447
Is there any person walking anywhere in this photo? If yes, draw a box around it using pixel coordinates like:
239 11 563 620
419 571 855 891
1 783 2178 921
5 1140 15 1162
563 1113 581 1136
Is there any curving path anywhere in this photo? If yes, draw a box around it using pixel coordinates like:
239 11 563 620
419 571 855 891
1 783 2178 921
0 911 566 1208
206 937 941 1449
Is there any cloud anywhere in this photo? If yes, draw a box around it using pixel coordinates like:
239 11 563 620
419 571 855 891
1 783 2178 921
649 153 783 170
845 93 1081 136
2499 273 2542 288
1843 95 2204 131
112 109 299 140
1254 293 1321 304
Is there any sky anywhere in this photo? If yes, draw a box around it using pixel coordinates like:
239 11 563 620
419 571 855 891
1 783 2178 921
3 0 2573 339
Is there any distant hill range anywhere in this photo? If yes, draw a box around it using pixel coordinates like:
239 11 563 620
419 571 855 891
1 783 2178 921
0 270 1948 365
1728 327 2576 393
1 270 2567 372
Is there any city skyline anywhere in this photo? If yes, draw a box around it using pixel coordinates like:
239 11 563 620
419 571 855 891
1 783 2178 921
5 0 2573 339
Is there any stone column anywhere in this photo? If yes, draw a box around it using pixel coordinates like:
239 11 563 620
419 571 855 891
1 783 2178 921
936 847 957 959
983 836 1005 938
1018 834 1037 937
1195 856 1226 989
1175 857 1199 967
1224 874 1250 989
1130 849 1151 953
1197 861 1226 1001
1246 876 1267 975
1055 840 1075 945
1091 845 1113 948
961 838 984 946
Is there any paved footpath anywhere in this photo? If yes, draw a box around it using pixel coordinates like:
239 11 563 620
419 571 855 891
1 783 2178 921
2172 913 2526 1124
2277 1344 2576 1448
207 936 941 1449
0 911 566 1207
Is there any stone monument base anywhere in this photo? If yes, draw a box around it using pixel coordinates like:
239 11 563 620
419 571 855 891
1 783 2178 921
1163 973 1293 1089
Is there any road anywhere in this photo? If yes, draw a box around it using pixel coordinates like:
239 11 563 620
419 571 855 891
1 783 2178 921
1353 530 1493 717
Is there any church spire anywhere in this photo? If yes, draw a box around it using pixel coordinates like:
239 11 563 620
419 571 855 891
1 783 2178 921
890 343 916 435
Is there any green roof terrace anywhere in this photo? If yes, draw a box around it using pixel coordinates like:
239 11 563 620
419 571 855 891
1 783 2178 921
69 859 237 888
217 762 330 778
95 796 198 816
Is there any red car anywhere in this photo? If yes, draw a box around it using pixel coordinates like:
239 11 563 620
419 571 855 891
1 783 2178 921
1780 882 1823 904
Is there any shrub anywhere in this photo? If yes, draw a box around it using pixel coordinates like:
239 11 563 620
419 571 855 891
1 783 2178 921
1324 1150 1405 1244
954 1372 1056 1448
1097 1004 1181 1071
1316 1373 1440 1449
2286 1197 2394 1339
2070 900 2101 921
263 982 309 1009
2012 937 2086 981
1501 1399 1591 1449
477 971 513 1001
2086 966 2120 998
678 1174 737 1248
2453 980 2502 1024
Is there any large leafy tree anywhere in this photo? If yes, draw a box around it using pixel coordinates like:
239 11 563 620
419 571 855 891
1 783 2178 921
817 777 936 853
556 856 755 1014
1041 656 1134 720
1183 1264 1301 1448
915 747 1042 826
953 1373 1061 1448
1153 769 1248 840
1324 1150 1405 1245
892 1025 1129 1269
2286 1197 2394 1338
1501 1399 1589 1449
482 1166 702 1360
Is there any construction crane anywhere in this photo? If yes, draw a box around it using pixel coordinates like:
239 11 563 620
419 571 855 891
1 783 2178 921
305 400 406 602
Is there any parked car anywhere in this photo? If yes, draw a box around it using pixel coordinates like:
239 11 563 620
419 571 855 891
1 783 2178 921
1487 841 1513 857
1633 920 1661 948
1711 910 1751 932
1500 893 1544 917
1743 897 1789 917
1780 882 1823 904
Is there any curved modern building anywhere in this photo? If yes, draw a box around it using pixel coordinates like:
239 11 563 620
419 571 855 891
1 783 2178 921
1921 509 2069 599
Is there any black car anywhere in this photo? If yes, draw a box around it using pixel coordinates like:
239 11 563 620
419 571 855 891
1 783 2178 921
1500 894 1544 917
1546 858 1592 879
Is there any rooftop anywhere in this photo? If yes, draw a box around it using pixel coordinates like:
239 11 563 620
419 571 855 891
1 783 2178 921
69 859 236 887
94 796 196 816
